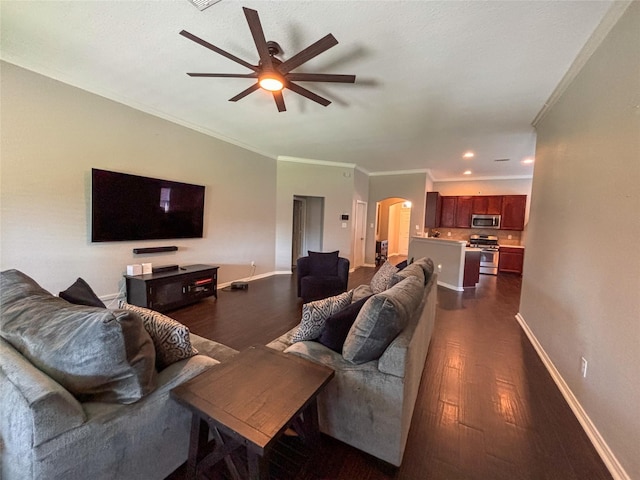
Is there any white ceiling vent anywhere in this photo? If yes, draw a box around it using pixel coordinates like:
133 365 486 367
186 0 222 11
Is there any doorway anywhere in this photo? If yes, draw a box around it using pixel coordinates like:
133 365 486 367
291 196 324 267
376 198 412 258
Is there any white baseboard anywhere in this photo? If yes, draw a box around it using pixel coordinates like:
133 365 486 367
437 280 463 292
515 313 630 480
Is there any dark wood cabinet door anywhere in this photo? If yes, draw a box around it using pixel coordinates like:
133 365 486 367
440 196 457 228
486 196 503 214
425 192 442 228
455 196 473 228
472 195 503 214
498 247 525 274
501 195 527 230
472 196 488 214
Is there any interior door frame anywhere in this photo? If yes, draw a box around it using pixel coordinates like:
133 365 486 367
354 200 367 268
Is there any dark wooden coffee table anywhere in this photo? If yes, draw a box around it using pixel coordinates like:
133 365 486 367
171 345 334 480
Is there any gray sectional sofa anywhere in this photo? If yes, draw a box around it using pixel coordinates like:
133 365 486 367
0 270 238 480
1 258 436 478
268 257 437 466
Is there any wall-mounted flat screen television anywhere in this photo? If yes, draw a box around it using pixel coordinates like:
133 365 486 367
91 168 205 242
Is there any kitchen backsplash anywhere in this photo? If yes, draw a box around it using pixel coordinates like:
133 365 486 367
424 228 522 246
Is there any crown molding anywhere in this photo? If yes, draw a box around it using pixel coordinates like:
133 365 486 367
532 0 633 127
368 168 430 177
433 174 533 183
277 156 356 169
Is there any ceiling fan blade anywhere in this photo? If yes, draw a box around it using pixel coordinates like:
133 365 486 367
229 83 260 102
272 91 286 112
285 73 356 83
286 82 331 107
242 7 273 70
187 73 258 78
180 30 258 72
278 34 338 75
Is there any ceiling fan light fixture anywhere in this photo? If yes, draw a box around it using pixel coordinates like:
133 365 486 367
259 74 284 92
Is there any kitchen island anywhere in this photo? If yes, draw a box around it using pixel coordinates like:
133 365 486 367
408 236 481 291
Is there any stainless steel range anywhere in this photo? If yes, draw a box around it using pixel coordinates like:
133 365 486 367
469 234 499 275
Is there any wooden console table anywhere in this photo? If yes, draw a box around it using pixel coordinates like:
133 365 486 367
124 264 218 312
171 345 334 480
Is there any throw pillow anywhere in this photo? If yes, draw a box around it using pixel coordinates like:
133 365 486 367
1 269 156 404
369 260 398 294
292 290 353 343
118 301 198 370
343 275 423 364
307 250 339 276
59 277 106 308
317 294 372 353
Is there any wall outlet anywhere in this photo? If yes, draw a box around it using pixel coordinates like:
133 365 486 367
447 231 451 237
250 260 255 267
437 264 442 272
580 357 588 378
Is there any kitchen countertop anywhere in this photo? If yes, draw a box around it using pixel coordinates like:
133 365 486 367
499 245 525 249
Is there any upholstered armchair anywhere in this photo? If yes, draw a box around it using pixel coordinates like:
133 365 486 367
296 251 350 303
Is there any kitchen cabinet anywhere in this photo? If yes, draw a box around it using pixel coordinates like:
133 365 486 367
425 192 442 228
463 249 481 287
498 247 525 274
455 196 474 228
472 195 503 215
440 196 457 228
501 195 527 230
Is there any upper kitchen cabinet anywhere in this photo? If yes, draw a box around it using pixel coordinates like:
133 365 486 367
440 196 457 228
455 196 473 228
501 195 527 230
472 195 503 215
425 192 442 228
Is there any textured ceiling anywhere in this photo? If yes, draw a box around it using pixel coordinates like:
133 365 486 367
0 0 615 180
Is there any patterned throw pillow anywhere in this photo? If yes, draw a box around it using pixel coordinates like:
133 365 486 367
118 301 198 370
292 290 353 343
370 260 399 294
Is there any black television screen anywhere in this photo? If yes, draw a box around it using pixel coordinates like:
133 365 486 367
91 168 205 242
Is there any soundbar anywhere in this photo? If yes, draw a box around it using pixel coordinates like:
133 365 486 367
152 265 180 273
133 246 178 254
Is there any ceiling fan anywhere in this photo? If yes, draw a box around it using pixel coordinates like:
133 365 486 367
180 7 356 112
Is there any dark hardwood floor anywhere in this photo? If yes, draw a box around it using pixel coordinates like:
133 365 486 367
168 258 612 480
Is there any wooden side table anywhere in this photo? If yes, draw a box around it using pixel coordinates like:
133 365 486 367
171 345 334 479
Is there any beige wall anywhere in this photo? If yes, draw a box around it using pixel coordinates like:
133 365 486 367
367 173 428 264
275 160 356 272
520 3 640 477
0 62 277 298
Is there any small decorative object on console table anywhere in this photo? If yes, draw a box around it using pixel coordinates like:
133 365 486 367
124 264 218 312
171 345 334 480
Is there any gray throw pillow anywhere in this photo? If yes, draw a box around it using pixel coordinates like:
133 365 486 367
119 301 198 370
369 260 399 294
343 275 423 364
292 290 353 342
0 269 156 404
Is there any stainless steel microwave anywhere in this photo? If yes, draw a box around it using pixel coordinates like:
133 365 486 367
471 214 501 229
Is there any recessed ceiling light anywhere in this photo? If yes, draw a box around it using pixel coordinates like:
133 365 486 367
522 158 535 164
463 152 474 158
463 170 472 175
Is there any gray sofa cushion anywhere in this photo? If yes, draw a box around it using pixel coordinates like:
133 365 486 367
343 275 424 364
389 261 425 287
0 270 157 404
